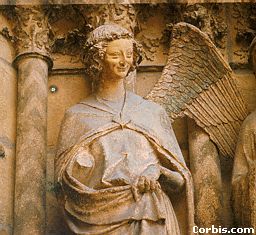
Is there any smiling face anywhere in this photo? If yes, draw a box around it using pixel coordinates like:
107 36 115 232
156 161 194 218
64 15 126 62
102 38 134 80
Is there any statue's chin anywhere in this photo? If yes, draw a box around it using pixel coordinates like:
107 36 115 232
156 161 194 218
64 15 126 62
108 74 127 80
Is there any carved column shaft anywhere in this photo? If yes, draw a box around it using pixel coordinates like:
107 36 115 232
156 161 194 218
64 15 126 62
188 119 223 232
13 6 52 235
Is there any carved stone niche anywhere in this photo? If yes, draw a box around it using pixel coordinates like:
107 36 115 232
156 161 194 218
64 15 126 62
0 2 254 235
52 9 248 235
55 23 194 235
182 3 227 49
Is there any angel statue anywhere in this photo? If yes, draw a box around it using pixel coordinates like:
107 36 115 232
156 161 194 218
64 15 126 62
232 37 256 230
55 23 194 235
55 22 247 235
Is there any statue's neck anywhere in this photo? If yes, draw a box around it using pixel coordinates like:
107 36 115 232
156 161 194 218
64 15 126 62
95 78 125 103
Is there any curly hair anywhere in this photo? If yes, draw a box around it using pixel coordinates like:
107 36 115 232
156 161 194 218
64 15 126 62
82 24 142 90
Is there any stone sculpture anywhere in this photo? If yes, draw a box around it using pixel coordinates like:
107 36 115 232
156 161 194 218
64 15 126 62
54 20 250 234
55 24 195 235
147 22 247 159
146 22 247 232
232 37 256 230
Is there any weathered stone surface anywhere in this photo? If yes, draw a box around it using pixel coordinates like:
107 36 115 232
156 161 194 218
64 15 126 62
0 0 253 5
47 73 90 147
13 6 51 57
146 22 247 159
0 38 16 235
14 57 48 235
234 70 256 112
45 149 68 235
13 6 52 235
188 119 223 233
183 3 227 52
232 110 256 230
0 2 254 235
231 33 256 232
0 13 16 235
77 4 137 32
55 23 195 235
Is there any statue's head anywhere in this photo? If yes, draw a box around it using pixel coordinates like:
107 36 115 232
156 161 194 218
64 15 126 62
83 24 142 88
249 37 256 73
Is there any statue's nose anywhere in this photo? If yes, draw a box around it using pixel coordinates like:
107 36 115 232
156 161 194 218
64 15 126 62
119 56 125 66
119 53 129 66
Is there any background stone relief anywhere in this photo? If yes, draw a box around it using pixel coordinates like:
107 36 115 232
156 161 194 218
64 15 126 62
0 12 16 235
0 2 255 235
46 4 256 234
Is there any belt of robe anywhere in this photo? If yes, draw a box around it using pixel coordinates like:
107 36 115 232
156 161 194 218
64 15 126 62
63 171 167 225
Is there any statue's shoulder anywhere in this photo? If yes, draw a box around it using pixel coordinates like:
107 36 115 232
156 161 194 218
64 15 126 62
128 91 165 115
64 95 99 117
66 104 86 115
240 110 256 133
243 110 256 129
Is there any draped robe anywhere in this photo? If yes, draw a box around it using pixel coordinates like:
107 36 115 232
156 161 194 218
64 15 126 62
55 91 195 235
232 110 256 230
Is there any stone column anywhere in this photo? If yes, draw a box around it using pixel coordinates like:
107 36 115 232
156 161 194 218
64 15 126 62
13 6 52 235
188 119 223 234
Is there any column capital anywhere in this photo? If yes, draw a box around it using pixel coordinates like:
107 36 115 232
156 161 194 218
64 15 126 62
13 6 52 68
13 51 53 70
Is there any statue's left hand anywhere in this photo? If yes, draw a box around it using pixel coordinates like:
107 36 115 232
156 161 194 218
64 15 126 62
160 167 185 192
131 176 161 201
136 176 161 193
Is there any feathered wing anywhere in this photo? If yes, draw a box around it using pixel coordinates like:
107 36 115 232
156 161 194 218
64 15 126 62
146 22 248 158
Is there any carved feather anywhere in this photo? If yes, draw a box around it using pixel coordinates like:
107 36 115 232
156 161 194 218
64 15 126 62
146 22 248 158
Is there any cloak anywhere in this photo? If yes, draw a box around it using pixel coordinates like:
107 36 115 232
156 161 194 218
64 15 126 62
55 91 195 235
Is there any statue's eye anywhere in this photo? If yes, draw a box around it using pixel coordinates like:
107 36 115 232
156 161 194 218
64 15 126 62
126 53 133 58
108 52 120 58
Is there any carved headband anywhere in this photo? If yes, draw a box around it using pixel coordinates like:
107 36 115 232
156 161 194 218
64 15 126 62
84 23 134 50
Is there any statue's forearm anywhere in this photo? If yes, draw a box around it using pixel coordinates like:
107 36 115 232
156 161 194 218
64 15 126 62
160 166 185 191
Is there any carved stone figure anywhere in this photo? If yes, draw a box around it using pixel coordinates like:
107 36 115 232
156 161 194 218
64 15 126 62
232 37 256 230
55 24 195 235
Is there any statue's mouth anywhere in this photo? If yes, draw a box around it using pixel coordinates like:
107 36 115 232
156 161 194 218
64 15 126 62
117 67 128 72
